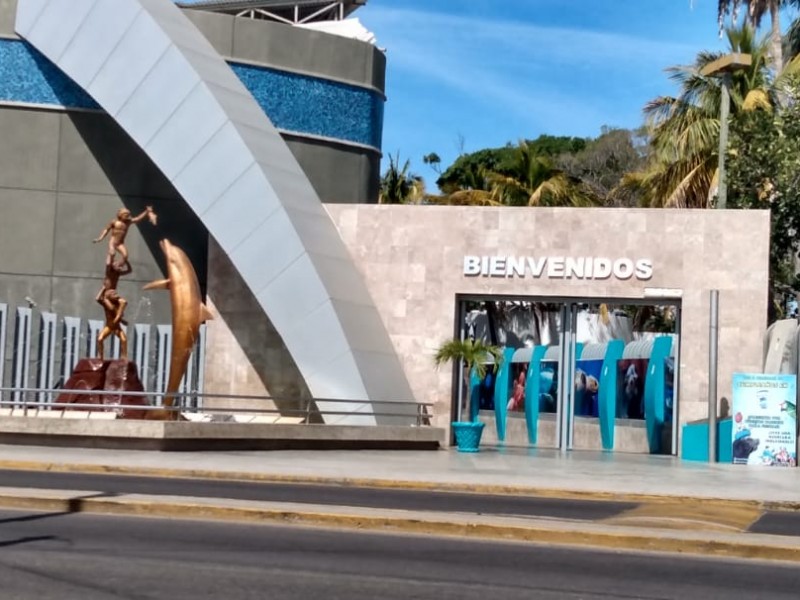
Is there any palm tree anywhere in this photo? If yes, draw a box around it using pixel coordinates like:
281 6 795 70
717 0 797 73
484 141 600 207
623 25 771 207
379 153 425 204
434 338 503 421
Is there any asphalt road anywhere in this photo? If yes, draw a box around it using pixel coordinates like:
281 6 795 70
0 509 798 600
0 468 636 520
2 469 799 537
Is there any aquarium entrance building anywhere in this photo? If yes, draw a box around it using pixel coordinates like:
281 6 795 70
322 205 770 455
0 0 772 456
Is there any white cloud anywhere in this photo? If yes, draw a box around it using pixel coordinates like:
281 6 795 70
366 6 698 72
363 3 717 171
368 8 675 132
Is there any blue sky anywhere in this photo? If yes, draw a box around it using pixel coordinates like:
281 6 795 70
358 0 797 184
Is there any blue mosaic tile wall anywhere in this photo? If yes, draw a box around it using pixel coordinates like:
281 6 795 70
230 63 383 149
0 39 383 149
0 39 99 109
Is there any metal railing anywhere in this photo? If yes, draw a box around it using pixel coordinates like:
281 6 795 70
0 302 207 410
0 386 434 427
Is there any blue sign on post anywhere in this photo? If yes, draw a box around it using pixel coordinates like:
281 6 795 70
731 373 797 467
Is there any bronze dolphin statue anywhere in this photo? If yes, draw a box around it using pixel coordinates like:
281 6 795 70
144 239 213 418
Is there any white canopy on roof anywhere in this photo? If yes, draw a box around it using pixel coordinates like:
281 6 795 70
297 17 377 45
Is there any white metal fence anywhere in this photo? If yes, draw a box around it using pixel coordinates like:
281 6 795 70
0 302 206 407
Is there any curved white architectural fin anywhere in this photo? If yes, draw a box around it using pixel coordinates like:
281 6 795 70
16 0 416 424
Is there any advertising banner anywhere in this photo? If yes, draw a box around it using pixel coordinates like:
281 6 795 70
616 359 648 420
507 362 528 413
476 365 497 411
731 373 797 467
538 360 559 414
574 359 602 417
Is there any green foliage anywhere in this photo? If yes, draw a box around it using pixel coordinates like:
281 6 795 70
432 136 603 206
433 131 645 206
436 135 587 193
557 127 647 205
436 147 514 193
628 25 771 208
379 153 424 204
433 338 503 381
422 152 442 175
520 134 587 158
727 85 800 308
717 1 794 73
490 141 600 207
620 305 677 333
784 15 800 63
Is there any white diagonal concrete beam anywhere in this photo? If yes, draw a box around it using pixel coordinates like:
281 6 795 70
16 0 416 424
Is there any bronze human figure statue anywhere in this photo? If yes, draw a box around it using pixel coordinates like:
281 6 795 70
93 206 157 270
92 205 157 360
96 260 131 360
53 204 161 417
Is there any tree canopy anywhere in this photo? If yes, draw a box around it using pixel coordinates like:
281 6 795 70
717 0 800 74
727 81 800 316
621 25 771 208
435 135 587 194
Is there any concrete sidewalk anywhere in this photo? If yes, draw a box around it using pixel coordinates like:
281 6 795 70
0 443 799 506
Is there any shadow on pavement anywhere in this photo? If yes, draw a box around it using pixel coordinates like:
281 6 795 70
0 492 119 549
0 491 118 525
0 535 58 548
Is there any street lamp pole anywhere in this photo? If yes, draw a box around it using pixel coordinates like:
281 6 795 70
699 53 750 461
716 75 731 210
700 53 752 210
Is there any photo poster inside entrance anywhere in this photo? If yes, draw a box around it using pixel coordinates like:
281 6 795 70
731 373 797 467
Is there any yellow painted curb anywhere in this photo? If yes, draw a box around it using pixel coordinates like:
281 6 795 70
0 492 798 563
603 501 764 533
0 458 799 513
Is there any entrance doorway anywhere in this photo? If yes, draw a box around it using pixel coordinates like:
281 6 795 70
455 297 680 455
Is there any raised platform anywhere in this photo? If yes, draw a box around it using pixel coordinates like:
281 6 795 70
0 417 444 451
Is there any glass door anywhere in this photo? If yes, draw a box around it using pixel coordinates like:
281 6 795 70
455 297 679 454
504 301 567 449
564 302 679 454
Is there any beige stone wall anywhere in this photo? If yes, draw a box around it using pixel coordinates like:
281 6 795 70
325 205 770 436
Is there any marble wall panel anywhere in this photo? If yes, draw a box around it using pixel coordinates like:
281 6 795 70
326 205 770 455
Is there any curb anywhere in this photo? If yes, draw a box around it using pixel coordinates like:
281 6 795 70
0 458 799 512
0 491 798 563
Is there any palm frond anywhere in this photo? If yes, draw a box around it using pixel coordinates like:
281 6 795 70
636 22 773 209
742 88 772 111
661 160 712 208
776 53 800 83
439 189 502 206
434 338 503 380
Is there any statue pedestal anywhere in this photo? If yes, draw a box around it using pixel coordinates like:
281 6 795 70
55 358 150 420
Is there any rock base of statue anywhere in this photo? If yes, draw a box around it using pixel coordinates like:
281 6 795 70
55 358 150 420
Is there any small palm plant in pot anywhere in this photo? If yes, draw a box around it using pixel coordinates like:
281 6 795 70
434 337 503 452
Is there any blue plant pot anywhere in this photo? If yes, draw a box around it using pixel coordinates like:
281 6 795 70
452 421 485 453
